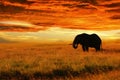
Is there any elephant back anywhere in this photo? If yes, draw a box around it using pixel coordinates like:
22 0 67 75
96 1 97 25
89 34 101 44
76 33 90 44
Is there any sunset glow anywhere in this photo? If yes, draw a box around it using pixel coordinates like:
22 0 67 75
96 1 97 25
0 0 120 43
0 21 34 27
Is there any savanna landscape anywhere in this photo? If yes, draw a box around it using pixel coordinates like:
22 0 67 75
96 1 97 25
0 40 120 80
0 0 120 80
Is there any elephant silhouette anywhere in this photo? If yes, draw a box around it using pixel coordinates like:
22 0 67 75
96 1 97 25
73 33 102 52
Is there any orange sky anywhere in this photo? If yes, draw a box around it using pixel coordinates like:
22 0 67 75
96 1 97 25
0 0 120 43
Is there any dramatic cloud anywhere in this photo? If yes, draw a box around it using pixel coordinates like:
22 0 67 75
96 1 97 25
0 21 45 32
106 8 120 13
110 15 120 20
0 0 120 31
7 0 35 4
102 2 120 8
0 3 25 13
72 0 98 5
8 0 28 3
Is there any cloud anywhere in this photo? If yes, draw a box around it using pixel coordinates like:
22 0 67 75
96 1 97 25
0 37 14 43
76 4 97 10
110 15 120 20
0 0 120 31
106 8 120 13
74 0 98 5
102 1 120 20
8 0 27 3
0 3 25 13
0 21 45 32
61 1 98 10
0 1 56 14
102 2 120 8
33 22 55 27
0 25 39 32
117 32 120 35
8 0 35 4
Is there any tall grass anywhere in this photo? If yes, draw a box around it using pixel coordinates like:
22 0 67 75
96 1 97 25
0 43 120 80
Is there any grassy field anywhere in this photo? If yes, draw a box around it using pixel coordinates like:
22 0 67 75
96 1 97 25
0 41 120 80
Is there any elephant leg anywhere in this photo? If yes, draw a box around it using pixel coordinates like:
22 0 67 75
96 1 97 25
82 45 86 51
98 46 100 51
95 45 100 52
86 47 89 52
96 49 100 52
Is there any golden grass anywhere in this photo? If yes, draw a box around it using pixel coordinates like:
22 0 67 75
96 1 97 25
0 41 119 80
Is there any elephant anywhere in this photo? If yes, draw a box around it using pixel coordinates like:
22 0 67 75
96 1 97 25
73 33 102 52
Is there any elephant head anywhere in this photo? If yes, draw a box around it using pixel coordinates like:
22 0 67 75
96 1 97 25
72 33 102 52
73 40 78 49
72 35 81 49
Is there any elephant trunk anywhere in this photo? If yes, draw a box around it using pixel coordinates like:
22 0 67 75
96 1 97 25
73 43 78 49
